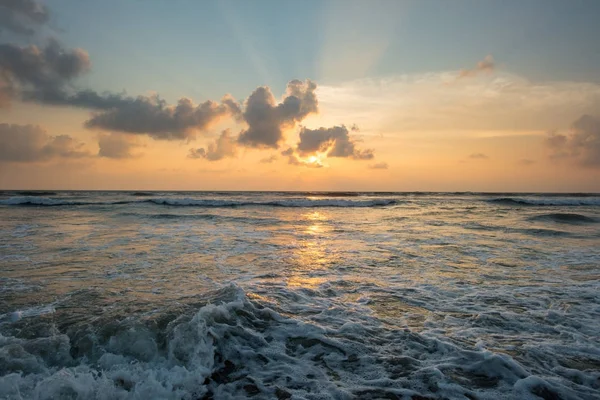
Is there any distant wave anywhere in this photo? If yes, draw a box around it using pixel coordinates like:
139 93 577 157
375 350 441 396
488 197 600 206
145 198 398 208
15 191 57 196
0 197 87 206
0 196 398 208
527 213 598 224
130 192 155 197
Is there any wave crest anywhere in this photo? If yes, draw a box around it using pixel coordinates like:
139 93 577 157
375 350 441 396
0 196 398 208
488 197 600 206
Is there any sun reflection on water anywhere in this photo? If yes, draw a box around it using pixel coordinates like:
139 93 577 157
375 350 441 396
285 211 334 289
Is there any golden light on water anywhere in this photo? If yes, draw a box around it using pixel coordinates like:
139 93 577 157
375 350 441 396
285 211 332 289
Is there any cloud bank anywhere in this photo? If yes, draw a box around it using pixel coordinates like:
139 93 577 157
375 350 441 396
0 123 88 162
546 115 600 168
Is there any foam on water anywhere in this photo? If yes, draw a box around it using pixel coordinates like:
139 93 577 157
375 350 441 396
1 191 599 399
3 284 597 400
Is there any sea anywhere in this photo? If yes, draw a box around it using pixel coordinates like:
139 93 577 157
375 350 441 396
0 191 599 400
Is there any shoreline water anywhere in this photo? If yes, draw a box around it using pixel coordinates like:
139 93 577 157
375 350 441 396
1 191 599 399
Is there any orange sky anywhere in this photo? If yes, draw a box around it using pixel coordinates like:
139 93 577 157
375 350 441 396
1 1 600 192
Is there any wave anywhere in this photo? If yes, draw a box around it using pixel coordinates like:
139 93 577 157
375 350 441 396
0 284 577 400
145 198 398 208
527 213 598 224
488 197 600 206
130 192 155 197
0 196 398 208
14 191 58 196
0 196 88 206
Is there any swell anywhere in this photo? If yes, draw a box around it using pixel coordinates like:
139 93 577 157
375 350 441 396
0 196 398 208
121 212 285 225
527 213 598 224
488 197 600 207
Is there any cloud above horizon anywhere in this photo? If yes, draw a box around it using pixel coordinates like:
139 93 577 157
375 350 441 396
97 133 141 159
458 55 495 78
296 125 374 160
469 153 489 160
0 39 91 108
189 129 237 161
0 2 376 166
237 79 318 149
0 0 49 36
0 123 88 162
546 114 600 168
85 95 240 140
369 162 388 169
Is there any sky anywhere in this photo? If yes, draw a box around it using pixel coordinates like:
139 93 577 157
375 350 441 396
1 0 600 192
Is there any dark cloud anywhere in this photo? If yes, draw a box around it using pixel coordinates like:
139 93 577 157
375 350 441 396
259 154 278 163
546 115 600 167
469 153 489 160
369 162 388 169
458 55 495 78
98 133 141 159
0 38 241 142
0 123 88 162
85 95 239 140
237 79 318 149
296 125 374 160
0 0 49 36
0 40 91 107
188 129 237 161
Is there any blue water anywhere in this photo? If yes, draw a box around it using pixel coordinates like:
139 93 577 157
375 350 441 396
0 191 599 399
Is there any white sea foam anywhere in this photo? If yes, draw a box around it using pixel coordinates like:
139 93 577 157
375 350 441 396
1 284 598 399
1 192 599 399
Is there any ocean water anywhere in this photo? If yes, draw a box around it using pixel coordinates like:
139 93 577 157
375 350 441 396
0 191 599 400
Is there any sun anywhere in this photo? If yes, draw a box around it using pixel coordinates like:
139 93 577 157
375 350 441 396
307 155 319 164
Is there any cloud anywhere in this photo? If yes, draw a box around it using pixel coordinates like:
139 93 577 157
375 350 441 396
458 55 495 78
84 95 239 140
188 129 237 161
296 125 374 160
237 79 318 149
546 114 600 167
97 133 141 159
0 0 49 36
315 72 600 133
468 153 489 159
369 162 388 169
0 123 88 162
280 147 323 168
259 154 278 163
518 159 536 166
0 39 91 107
0 36 239 141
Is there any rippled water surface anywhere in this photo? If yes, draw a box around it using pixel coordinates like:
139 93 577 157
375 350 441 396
0 191 599 399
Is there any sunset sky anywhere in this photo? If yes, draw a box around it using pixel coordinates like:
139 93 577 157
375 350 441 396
1 0 600 191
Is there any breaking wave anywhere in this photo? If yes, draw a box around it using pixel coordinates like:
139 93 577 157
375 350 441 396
0 196 398 208
1 284 589 400
488 197 600 206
